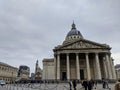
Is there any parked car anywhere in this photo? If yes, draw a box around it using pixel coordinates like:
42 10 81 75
0 80 6 86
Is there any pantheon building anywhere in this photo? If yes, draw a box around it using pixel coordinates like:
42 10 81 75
43 23 116 80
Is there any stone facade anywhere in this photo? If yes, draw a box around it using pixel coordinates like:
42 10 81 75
42 58 55 80
42 23 116 80
115 64 120 80
0 62 18 83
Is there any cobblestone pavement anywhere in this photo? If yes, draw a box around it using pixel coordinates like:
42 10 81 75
0 86 8 90
0 83 115 90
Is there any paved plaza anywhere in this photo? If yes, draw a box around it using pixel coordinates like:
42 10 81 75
0 83 115 90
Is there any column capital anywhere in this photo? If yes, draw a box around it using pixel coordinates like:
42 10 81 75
85 53 89 55
66 53 69 55
95 52 99 55
54 54 57 57
76 53 79 55
58 53 60 55
106 52 111 55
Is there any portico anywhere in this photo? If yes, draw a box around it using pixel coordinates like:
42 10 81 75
54 52 115 80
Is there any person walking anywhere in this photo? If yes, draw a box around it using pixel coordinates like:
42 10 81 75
90 79 94 89
69 81 73 90
103 80 106 89
105 80 109 89
72 80 77 90
102 78 106 89
88 80 94 90
82 79 88 90
94 80 97 89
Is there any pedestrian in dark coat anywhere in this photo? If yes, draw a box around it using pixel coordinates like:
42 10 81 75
90 79 94 89
72 80 77 90
69 81 72 90
82 79 88 90
88 80 93 90
102 79 106 89
94 80 97 89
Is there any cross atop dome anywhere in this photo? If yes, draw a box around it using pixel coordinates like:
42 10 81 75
71 21 76 30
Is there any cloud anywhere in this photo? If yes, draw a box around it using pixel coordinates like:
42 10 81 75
0 0 120 73
112 53 120 65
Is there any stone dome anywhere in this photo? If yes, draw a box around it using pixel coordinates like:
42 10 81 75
67 29 83 38
63 23 83 45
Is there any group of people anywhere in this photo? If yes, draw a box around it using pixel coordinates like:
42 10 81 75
69 80 77 90
82 79 97 90
69 79 97 90
69 79 120 90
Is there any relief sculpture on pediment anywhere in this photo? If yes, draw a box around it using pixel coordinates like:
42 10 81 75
62 41 101 49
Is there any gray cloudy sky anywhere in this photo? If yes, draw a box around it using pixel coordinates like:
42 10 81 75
0 0 120 73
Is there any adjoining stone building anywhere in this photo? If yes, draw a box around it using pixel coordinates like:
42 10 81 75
0 62 18 83
115 64 120 80
43 23 116 80
43 58 55 80
18 65 30 79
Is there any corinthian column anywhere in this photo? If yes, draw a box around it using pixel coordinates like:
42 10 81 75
103 57 108 79
57 54 60 80
67 53 70 80
76 53 80 80
112 61 116 79
86 53 91 80
95 53 101 80
54 54 57 79
110 58 116 79
106 53 112 79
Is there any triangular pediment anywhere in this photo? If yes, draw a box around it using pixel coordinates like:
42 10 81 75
57 39 110 49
